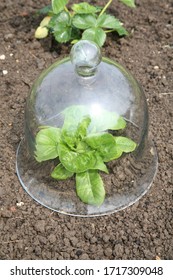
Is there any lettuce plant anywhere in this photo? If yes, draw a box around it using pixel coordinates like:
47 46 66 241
35 105 136 206
35 0 135 47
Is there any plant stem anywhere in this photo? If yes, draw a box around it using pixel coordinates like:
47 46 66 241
64 5 70 14
99 0 113 17
105 29 114 33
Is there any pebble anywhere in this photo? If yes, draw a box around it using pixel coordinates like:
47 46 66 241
16 202 24 207
0 54 5 60
48 234 56 244
4 33 14 41
36 58 45 70
34 220 46 233
113 244 124 256
34 246 42 256
104 247 113 257
38 236 47 245
79 253 90 260
102 234 110 243
2 70 8 75
1 209 12 218
90 237 97 243
70 237 78 246
75 249 83 257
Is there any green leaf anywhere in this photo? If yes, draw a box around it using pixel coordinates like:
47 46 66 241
58 143 97 173
76 116 91 140
62 105 126 133
72 14 97 30
62 105 88 131
89 108 126 132
82 28 106 47
35 127 61 162
49 11 72 43
61 129 77 149
49 11 70 29
52 0 68 14
36 5 52 15
94 153 109 173
71 39 79 44
54 28 71 43
97 14 128 35
51 163 74 180
85 133 122 162
72 2 100 14
76 141 109 173
119 0 136 8
114 25 128 36
71 27 81 40
76 141 92 153
114 136 137 152
76 170 105 206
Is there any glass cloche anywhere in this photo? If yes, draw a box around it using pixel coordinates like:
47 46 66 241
16 40 158 216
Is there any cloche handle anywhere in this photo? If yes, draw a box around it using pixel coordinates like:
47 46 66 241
70 40 102 77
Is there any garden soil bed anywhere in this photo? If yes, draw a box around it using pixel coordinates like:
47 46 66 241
0 0 173 260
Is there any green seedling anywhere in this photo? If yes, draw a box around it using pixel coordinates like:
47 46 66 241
35 105 136 206
35 0 135 47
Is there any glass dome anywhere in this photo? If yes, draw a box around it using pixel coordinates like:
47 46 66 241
16 40 158 216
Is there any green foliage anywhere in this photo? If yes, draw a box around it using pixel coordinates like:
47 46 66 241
52 0 68 14
35 105 136 206
51 163 74 180
72 2 101 14
119 0 135 8
35 0 135 47
35 127 61 162
76 170 105 206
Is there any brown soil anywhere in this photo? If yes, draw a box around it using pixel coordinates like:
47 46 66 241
0 0 173 260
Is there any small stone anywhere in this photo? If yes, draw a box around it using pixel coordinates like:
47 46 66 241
113 244 124 256
1 209 12 218
0 54 5 60
34 220 46 233
90 237 97 243
154 65 159 70
31 41 41 49
38 236 47 245
102 234 110 243
84 232 92 239
75 249 83 257
11 233 18 240
10 53 13 57
16 202 24 207
48 234 56 244
10 206 16 212
70 237 78 246
79 253 90 260
104 247 113 257
4 33 14 41
118 172 126 181
36 58 45 70
2 70 8 75
35 246 42 256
